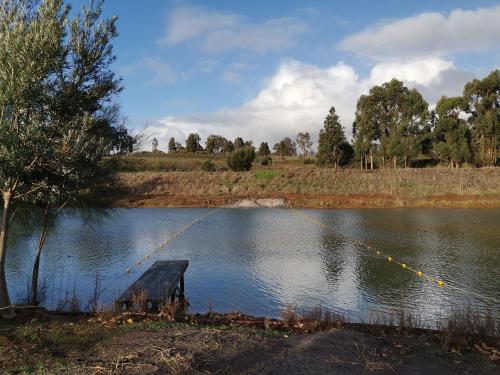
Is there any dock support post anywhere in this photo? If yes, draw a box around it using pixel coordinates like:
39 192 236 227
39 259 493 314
179 275 185 301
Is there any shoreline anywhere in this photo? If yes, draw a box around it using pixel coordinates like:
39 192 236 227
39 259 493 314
110 193 500 209
2 309 498 374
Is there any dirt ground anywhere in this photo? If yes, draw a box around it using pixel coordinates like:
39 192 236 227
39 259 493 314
1 312 498 374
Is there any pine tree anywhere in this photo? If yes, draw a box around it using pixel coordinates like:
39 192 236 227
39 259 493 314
257 142 271 157
317 107 351 168
168 137 177 153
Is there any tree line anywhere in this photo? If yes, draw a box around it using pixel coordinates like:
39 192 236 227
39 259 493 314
164 71 498 169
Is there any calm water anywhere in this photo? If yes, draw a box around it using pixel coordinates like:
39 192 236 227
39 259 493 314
6 208 500 324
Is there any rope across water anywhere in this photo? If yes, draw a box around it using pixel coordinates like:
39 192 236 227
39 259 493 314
288 202 499 304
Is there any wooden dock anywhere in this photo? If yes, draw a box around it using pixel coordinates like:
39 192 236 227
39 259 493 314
116 260 188 311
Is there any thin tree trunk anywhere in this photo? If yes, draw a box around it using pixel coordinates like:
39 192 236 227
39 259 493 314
370 154 373 170
393 156 397 169
360 156 363 170
365 155 368 170
31 206 50 305
0 190 12 308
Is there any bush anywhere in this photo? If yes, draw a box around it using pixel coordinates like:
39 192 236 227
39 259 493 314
200 160 216 172
261 155 272 165
227 146 256 171
303 158 315 165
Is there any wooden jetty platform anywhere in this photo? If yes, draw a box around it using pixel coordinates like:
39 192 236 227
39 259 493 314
116 260 188 311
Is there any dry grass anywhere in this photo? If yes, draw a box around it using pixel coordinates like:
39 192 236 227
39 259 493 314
108 165 500 208
436 307 499 354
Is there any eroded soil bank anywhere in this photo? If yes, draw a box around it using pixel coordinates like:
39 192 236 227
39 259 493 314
104 168 500 208
1 311 498 374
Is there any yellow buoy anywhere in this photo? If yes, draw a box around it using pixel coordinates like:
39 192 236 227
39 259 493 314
437 280 444 287
376 251 381 256
417 271 423 277
401 263 407 269
388 256 392 262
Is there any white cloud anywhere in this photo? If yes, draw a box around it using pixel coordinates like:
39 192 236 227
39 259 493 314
159 6 307 54
339 6 500 59
143 57 478 151
121 57 177 84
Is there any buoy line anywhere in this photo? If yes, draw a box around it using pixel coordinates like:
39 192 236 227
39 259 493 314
288 203 499 304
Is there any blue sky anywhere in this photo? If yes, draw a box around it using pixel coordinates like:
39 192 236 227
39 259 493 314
70 0 500 149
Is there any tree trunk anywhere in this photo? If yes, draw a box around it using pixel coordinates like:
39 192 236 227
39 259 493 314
0 190 12 308
393 156 397 169
31 206 50 305
365 155 368 170
360 156 363 170
404 155 407 169
370 154 373 170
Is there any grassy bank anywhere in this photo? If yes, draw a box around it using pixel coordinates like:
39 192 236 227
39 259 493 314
103 156 500 208
1 308 498 374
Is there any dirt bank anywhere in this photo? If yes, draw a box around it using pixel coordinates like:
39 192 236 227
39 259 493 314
104 168 500 208
1 311 498 374
111 192 500 209
0 313 500 375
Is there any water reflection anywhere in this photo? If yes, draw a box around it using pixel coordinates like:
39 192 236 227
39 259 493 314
5 208 500 324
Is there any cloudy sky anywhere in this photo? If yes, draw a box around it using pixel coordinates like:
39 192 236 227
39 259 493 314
73 0 500 150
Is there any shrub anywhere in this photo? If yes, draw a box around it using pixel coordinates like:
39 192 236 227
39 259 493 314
261 155 272 165
227 146 256 171
200 160 216 172
303 158 315 165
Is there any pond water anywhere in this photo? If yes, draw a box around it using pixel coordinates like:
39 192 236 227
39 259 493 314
6 208 500 324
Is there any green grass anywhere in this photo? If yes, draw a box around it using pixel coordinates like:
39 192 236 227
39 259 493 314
254 170 279 181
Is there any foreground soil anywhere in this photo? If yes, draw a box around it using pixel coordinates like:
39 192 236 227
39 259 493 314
105 167 500 208
1 311 498 374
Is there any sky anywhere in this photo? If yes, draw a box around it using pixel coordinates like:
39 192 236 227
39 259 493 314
70 0 500 150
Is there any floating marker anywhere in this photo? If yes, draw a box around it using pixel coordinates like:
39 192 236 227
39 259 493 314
125 268 131 273
388 256 392 262
376 251 381 256
136 261 141 265
437 280 444 287
417 271 423 277
402 263 407 269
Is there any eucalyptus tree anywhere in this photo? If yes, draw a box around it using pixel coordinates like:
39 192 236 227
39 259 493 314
353 79 429 169
317 107 351 168
233 137 244 149
0 0 121 310
273 137 297 159
464 70 499 166
185 133 202 152
206 134 229 153
296 132 313 156
433 96 472 168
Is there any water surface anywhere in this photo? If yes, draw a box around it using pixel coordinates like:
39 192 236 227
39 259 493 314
6 208 500 324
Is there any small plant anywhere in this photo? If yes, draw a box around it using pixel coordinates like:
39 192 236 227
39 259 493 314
227 146 256 171
201 160 216 172
261 155 272 165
